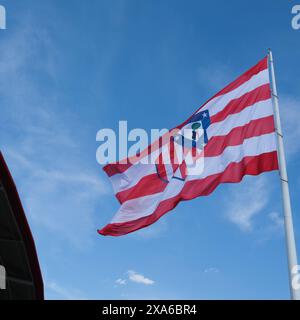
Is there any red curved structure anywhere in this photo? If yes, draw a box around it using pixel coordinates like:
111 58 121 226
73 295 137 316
0 152 44 300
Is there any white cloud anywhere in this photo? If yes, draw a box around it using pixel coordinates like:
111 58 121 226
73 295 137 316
254 211 284 244
225 176 270 232
115 270 155 287
115 278 127 285
268 212 284 230
204 267 220 273
127 270 155 285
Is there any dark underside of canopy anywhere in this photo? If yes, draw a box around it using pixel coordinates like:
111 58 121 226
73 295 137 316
0 152 44 300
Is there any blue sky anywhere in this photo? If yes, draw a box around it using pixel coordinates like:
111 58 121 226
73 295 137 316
0 0 300 299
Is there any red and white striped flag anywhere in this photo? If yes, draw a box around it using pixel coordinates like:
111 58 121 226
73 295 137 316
99 56 278 236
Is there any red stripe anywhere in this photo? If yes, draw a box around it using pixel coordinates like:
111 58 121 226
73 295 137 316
103 57 268 178
179 160 187 180
116 173 167 204
205 116 275 157
114 118 275 204
156 151 168 181
208 56 268 99
178 57 268 128
103 162 132 177
210 84 271 124
98 151 278 236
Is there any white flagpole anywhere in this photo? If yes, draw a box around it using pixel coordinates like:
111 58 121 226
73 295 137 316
268 49 299 300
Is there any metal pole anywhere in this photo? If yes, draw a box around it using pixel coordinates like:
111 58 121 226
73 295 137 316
268 49 299 300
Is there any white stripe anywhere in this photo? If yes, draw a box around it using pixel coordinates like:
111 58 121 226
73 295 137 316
110 142 175 194
197 69 270 117
110 192 166 223
187 132 277 181
207 99 273 137
110 163 156 194
111 133 277 223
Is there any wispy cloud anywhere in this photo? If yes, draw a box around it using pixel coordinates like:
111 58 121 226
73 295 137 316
127 270 155 285
268 212 284 230
115 270 155 287
204 267 220 273
225 176 270 232
0 17 108 250
254 211 285 244
115 278 127 285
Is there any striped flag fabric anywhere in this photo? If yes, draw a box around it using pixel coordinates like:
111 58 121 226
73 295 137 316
99 56 278 236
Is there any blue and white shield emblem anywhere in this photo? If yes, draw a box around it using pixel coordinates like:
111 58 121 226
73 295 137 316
155 110 211 183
